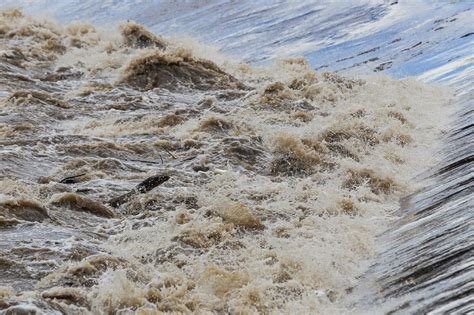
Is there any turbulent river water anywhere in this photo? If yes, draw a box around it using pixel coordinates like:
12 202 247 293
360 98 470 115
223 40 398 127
0 1 472 314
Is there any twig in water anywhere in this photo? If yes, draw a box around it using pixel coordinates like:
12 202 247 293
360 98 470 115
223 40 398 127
164 149 177 159
128 158 162 165
108 175 170 208
181 155 197 162
59 173 87 184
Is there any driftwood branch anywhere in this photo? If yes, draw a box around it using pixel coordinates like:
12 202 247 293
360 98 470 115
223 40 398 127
59 173 87 184
108 175 170 208
127 157 162 165
163 149 176 159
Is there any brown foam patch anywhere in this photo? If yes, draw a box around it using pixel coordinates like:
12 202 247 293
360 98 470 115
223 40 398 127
121 50 245 91
212 202 264 230
119 21 166 49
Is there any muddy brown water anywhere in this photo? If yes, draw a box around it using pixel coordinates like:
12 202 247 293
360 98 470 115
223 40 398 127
0 9 457 314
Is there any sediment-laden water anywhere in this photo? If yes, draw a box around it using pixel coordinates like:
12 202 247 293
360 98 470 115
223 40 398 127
0 9 456 314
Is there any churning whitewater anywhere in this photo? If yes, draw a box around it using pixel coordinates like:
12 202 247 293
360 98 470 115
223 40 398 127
0 9 454 314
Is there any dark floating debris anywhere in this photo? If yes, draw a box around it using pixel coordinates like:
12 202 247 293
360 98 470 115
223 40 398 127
357 46 380 56
192 165 210 172
460 32 473 38
374 61 393 72
401 41 422 52
108 175 170 208
390 38 401 44
59 173 87 184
